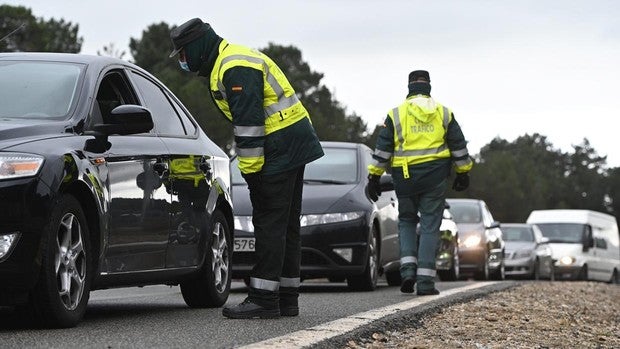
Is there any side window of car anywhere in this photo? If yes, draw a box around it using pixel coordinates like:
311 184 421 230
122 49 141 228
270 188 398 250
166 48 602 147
90 70 139 130
130 72 186 136
168 93 197 136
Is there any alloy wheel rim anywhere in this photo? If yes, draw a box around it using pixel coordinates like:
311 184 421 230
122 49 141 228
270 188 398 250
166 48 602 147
211 222 229 293
54 213 86 311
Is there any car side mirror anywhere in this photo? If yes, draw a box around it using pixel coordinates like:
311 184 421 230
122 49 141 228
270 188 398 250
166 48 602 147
379 175 394 192
93 105 154 136
582 225 594 251
540 237 549 244
84 105 154 153
489 220 500 229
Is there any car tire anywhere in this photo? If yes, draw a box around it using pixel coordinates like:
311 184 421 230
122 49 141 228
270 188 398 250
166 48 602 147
347 226 378 291
474 252 490 280
385 270 402 286
531 259 541 281
26 195 91 328
181 210 231 307
438 244 460 281
578 264 588 281
609 269 619 284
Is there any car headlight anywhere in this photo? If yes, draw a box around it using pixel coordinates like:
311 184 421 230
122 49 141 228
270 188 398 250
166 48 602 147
559 256 576 265
300 211 363 227
0 153 44 180
0 232 20 261
234 216 254 233
515 249 533 259
461 235 481 248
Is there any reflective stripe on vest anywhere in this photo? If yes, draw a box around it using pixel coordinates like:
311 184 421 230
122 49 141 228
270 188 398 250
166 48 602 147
250 277 279 291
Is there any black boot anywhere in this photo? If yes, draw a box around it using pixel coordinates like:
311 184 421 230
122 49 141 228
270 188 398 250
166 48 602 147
279 297 299 316
222 298 280 319
400 276 415 293
417 288 440 296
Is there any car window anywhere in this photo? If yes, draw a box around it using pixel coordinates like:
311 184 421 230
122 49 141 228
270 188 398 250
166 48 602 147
130 72 186 136
502 226 534 242
304 147 358 184
0 61 83 119
168 92 197 136
449 202 482 224
535 223 585 243
91 70 140 129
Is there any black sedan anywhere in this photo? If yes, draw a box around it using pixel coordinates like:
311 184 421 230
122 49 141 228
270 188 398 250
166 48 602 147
231 141 400 291
0 53 233 327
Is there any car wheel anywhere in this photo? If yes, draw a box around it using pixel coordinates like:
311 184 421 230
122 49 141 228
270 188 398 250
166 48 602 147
181 210 231 307
347 225 379 291
26 195 91 328
578 264 588 281
531 259 541 281
474 252 490 280
438 244 460 281
609 269 619 284
385 270 402 286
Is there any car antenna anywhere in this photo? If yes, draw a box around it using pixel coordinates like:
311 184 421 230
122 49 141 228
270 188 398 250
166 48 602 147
0 23 26 43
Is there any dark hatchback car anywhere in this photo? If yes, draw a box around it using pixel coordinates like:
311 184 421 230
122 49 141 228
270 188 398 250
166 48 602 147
446 198 505 280
231 141 400 291
0 53 234 327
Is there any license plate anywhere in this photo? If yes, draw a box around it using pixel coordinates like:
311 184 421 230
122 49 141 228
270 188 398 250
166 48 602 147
234 238 255 252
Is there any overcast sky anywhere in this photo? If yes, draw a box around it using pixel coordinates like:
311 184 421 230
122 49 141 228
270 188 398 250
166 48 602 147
5 0 620 167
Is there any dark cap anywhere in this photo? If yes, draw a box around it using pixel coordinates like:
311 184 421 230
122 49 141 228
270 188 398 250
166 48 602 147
408 70 430 83
169 18 208 58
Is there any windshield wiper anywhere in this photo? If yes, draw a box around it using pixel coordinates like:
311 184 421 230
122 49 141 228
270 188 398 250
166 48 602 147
303 179 348 185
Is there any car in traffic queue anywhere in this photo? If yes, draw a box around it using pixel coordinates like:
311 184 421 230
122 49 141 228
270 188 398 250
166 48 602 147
446 198 505 280
231 141 400 291
501 223 554 280
0 53 234 328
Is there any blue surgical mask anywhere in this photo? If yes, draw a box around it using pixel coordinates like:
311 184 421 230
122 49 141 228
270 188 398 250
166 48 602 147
179 60 190 72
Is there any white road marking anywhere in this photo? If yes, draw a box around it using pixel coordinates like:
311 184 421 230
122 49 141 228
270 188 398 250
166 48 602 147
238 282 499 349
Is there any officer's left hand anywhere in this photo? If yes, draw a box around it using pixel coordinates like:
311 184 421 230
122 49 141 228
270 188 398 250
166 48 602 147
452 173 470 191
365 174 382 202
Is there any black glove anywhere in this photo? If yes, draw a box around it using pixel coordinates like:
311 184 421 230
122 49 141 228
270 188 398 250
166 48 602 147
242 172 261 189
365 174 382 202
452 173 470 191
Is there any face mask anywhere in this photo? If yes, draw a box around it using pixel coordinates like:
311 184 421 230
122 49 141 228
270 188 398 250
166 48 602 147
179 60 190 72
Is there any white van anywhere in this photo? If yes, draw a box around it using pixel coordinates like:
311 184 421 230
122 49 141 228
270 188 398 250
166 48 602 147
526 209 619 283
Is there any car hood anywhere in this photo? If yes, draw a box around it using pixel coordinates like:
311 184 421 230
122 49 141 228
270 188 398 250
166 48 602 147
547 243 583 259
455 223 484 238
505 241 536 253
232 183 357 216
0 118 68 150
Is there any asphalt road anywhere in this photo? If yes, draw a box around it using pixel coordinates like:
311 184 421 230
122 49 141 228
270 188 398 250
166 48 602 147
0 278 516 348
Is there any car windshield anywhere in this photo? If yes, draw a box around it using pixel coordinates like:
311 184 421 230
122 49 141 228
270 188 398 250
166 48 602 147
535 223 585 243
448 202 482 224
231 146 358 185
0 61 83 119
502 226 534 242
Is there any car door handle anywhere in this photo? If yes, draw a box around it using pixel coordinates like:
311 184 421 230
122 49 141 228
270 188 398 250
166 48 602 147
153 162 169 176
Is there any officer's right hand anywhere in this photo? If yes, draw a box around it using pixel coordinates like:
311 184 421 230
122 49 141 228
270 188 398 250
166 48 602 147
365 174 381 202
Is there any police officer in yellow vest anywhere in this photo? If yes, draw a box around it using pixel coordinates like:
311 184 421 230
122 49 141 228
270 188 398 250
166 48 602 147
169 18 323 318
367 70 472 295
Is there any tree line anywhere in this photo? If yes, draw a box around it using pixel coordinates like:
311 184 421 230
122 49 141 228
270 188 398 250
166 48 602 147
2 5 618 222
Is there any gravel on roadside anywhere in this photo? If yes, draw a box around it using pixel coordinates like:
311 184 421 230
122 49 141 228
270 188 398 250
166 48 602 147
342 281 620 349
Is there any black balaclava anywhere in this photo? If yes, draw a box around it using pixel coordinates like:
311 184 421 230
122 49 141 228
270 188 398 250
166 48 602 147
407 70 431 97
183 23 222 75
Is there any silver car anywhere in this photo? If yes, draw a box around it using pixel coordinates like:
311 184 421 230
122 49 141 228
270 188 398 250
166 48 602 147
502 223 554 280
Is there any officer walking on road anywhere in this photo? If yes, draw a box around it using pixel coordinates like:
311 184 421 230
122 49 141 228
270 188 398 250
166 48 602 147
169 18 324 318
366 70 472 295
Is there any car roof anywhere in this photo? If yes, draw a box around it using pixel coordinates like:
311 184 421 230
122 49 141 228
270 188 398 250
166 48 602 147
502 223 533 227
0 52 146 74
